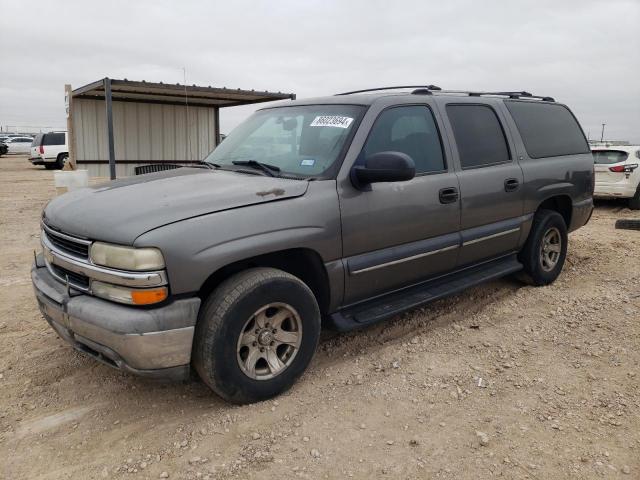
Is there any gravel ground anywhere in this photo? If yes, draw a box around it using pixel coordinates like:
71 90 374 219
0 155 639 480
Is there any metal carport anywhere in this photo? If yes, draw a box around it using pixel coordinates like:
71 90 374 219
65 78 295 178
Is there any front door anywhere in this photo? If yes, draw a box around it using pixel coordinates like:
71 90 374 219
339 104 461 305
439 101 525 267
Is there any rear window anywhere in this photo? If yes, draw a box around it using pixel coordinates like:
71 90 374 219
32 134 43 147
592 150 629 165
43 133 65 146
505 101 589 159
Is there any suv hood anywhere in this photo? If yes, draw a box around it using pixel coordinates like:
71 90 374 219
43 168 309 244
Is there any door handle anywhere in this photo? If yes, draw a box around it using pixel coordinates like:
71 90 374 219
504 178 520 192
439 187 459 204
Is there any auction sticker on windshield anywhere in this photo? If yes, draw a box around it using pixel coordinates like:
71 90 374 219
310 116 354 128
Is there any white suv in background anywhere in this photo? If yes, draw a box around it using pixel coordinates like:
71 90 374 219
30 131 68 170
592 146 640 209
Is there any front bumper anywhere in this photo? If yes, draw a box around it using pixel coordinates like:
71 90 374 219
32 256 201 380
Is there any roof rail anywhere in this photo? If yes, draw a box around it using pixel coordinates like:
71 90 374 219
335 85 442 96
334 86 555 102
443 90 555 102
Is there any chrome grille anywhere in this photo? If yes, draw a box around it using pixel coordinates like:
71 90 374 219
51 264 90 290
42 223 90 259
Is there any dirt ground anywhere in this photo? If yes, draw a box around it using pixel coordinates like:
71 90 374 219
0 154 638 480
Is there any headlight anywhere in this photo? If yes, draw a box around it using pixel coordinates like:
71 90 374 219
90 242 164 271
92 281 168 305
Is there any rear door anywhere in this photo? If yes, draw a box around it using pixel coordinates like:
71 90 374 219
31 134 43 158
437 100 525 267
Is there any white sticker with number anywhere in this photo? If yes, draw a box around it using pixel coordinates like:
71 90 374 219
310 116 354 129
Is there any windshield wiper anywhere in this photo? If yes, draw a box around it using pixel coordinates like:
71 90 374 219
232 160 280 177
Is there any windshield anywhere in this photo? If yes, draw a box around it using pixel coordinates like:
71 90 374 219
204 105 365 177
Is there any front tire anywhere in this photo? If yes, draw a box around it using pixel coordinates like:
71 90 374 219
193 268 321 404
518 209 568 286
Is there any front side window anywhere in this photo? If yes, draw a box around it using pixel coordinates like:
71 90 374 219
446 104 511 169
362 105 445 173
205 105 364 177
592 150 629 165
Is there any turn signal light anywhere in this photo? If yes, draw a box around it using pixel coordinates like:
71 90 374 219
131 287 168 305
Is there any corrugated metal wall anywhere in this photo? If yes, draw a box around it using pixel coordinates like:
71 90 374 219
72 98 216 177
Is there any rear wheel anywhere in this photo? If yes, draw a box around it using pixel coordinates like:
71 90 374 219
193 268 321 404
55 153 68 170
629 185 640 210
518 209 568 286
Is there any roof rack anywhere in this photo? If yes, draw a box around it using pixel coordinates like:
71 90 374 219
335 86 555 102
452 90 555 102
335 85 442 96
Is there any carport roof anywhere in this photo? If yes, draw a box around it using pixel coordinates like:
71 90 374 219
72 78 296 108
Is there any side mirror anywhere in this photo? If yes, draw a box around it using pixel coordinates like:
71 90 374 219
351 151 415 190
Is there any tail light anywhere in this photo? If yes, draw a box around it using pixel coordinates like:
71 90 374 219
39 145 44 154
609 164 638 173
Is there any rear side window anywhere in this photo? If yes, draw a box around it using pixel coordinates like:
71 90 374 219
43 133 65 146
363 105 446 174
592 150 629 164
505 101 589 159
32 134 43 147
446 104 510 169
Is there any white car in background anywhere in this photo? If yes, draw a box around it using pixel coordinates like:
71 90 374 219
592 146 640 209
5 136 35 154
29 131 68 169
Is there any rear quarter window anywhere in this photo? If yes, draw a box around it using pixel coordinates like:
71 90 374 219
32 134 43 147
43 133 65 146
505 101 589 159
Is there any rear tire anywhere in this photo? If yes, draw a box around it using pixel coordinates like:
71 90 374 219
518 209 568 286
193 268 321 404
629 185 640 210
44 163 57 170
55 153 68 170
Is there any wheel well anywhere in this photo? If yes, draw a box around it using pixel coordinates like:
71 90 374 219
198 248 331 315
57 152 68 160
538 195 572 227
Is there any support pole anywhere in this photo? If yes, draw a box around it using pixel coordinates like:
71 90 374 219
64 84 76 170
214 107 221 147
104 77 116 180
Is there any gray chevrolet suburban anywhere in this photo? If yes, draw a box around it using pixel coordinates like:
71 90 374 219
32 86 594 403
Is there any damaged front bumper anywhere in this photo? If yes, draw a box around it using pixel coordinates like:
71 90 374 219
32 254 200 381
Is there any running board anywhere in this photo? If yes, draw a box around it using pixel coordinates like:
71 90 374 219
328 254 522 332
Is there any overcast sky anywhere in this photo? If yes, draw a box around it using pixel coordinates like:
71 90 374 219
1 0 638 142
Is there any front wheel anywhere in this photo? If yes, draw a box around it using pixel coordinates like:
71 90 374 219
193 268 321 404
518 209 568 286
